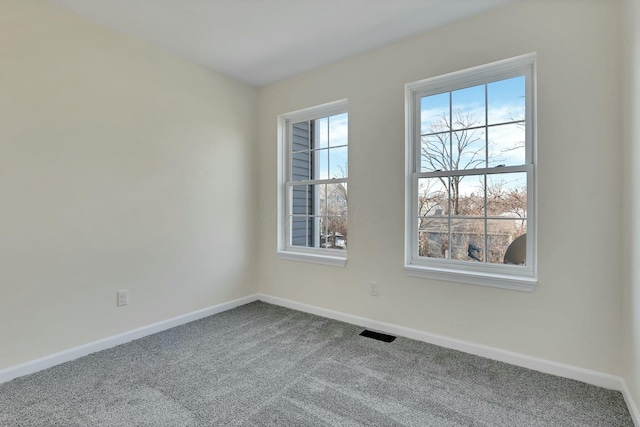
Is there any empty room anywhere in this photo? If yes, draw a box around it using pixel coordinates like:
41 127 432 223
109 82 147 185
1 0 640 425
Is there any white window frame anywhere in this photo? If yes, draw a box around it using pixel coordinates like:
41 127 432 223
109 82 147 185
404 54 537 291
277 99 348 267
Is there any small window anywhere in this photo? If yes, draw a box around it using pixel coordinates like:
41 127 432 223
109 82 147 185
405 54 537 290
277 100 348 266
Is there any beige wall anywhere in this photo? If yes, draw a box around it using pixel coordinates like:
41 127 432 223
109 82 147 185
624 0 640 414
257 0 624 375
0 1 258 369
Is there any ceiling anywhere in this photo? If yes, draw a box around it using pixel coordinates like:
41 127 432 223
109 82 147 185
50 0 519 87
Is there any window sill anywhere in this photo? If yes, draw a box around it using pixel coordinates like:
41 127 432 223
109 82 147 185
404 264 536 292
277 251 347 267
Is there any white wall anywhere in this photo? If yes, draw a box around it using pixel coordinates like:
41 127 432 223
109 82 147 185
257 0 624 375
0 1 258 370
623 0 640 414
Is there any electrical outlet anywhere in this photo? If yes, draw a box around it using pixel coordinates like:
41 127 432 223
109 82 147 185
117 290 129 307
370 282 379 297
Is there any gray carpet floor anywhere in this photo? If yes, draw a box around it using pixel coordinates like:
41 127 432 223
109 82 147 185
0 301 634 426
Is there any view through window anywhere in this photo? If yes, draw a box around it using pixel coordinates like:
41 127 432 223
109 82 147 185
419 75 527 264
281 102 348 259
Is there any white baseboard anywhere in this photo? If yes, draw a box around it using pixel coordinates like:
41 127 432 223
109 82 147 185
622 380 640 427
258 293 638 426
0 294 260 385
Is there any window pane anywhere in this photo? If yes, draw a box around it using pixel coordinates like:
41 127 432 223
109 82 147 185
291 121 311 152
488 76 525 125
317 149 329 180
486 173 527 218
290 215 315 247
421 92 450 134
320 216 347 249
418 177 449 259
452 128 486 170
418 178 448 217
488 123 525 167
452 84 485 130
450 218 485 262
315 117 329 148
452 175 484 217
329 146 348 179
291 151 311 181
329 113 348 147
322 183 348 217
421 132 451 172
418 223 448 258
487 220 526 265
308 184 348 232
291 185 312 215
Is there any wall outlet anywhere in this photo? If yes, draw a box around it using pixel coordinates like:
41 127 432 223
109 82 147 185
369 281 379 296
117 290 129 307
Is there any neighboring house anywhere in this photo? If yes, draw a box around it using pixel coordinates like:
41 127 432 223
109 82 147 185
420 216 524 263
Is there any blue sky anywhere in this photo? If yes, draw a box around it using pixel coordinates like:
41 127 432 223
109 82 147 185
419 76 527 198
420 75 526 172
317 113 348 179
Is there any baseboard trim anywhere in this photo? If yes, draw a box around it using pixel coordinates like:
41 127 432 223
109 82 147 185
257 294 630 395
0 294 260 385
622 380 640 427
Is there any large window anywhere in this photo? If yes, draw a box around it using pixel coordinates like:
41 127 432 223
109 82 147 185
278 100 348 266
405 54 537 290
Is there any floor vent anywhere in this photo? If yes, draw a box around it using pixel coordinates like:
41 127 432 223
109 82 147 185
359 330 396 343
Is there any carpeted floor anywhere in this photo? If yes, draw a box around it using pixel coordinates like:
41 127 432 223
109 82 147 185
0 301 634 426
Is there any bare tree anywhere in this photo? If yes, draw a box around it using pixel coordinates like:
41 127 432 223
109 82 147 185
321 163 348 249
487 180 527 228
417 179 448 257
421 111 484 215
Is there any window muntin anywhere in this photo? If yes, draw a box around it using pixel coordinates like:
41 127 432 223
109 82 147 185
406 55 536 289
279 101 348 264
